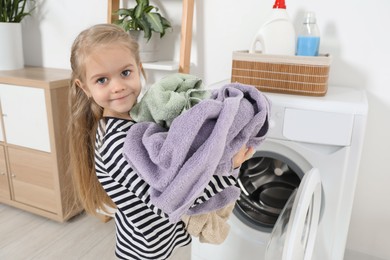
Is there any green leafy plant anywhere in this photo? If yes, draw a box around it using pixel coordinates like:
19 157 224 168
114 0 172 41
0 0 35 23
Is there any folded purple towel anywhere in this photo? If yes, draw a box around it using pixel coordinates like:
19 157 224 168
123 83 270 222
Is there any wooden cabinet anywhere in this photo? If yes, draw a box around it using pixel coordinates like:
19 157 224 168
0 145 10 200
0 67 82 222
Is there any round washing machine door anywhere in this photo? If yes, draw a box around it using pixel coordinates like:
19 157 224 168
235 149 308 232
265 168 322 260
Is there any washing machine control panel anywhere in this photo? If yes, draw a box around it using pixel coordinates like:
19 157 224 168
266 103 354 146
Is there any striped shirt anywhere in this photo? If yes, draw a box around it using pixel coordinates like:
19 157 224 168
95 118 237 260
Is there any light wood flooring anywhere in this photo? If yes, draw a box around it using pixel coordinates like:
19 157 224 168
0 203 116 260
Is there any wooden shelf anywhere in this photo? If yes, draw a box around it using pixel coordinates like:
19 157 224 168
142 60 179 71
107 0 194 74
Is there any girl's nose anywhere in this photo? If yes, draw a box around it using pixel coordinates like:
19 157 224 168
114 87 124 93
112 81 125 93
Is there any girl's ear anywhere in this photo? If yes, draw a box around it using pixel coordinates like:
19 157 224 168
75 79 91 97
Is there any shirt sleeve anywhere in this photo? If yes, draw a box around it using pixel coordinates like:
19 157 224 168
95 121 166 218
191 174 238 208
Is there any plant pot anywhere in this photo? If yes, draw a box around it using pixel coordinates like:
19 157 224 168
0 22 24 70
129 30 159 63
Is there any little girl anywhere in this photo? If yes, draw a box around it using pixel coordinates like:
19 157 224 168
68 23 254 260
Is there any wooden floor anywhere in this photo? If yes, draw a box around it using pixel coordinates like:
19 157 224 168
0 203 116 259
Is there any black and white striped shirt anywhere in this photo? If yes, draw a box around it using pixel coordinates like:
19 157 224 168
95 118 237 260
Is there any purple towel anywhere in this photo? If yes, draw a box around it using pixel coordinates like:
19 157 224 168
123 83 270 222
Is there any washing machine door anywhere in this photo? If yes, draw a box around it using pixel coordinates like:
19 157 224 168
265 168 322 260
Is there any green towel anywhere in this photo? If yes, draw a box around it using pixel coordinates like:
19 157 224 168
130 73 211 128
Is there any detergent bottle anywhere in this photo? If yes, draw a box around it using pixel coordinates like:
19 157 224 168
249 0 296 55
296 11 320 56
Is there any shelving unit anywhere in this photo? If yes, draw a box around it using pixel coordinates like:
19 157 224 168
107 0 194 73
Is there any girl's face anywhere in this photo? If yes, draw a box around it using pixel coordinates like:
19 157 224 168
77 43 141 119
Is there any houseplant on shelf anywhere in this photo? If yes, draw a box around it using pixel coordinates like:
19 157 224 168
0 0 35 70
114 0 172 62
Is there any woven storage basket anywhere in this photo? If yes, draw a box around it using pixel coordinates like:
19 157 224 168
231 51 331 96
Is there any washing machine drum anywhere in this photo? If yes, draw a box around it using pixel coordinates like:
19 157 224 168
235 156 301 230
235 154 322 260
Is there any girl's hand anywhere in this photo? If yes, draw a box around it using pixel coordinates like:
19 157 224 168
232 145 255 169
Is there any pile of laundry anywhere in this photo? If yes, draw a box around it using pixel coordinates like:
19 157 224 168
123 73 270 244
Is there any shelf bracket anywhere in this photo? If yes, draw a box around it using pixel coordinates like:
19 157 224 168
107 0 119 24
178 0 194 74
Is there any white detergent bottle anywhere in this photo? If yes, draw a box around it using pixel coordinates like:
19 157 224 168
250 0 296 55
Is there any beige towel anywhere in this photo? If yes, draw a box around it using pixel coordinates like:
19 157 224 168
181 203 235 244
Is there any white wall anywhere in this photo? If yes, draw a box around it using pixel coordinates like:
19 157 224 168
21 0 390 259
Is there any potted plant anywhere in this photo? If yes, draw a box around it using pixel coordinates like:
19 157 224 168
0 0 35 70
114 0 172 62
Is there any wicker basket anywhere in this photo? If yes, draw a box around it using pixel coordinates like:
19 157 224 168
231 50 331 96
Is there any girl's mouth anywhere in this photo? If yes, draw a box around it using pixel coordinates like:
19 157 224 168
112 93 130 101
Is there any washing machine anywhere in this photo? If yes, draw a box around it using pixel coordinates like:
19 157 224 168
192 85 368 260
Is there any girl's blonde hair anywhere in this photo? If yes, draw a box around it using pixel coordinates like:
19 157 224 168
68 23 142 216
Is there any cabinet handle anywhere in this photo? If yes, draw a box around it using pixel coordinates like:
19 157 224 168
0 172 5 175
2 113 7 117
12 174 16 178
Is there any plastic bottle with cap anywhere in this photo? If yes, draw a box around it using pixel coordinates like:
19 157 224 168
296 11 321 56
250 0 296 56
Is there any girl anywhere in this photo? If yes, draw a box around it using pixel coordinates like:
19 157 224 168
68 23 254 260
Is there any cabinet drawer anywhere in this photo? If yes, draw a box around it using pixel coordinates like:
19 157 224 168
0 145 10 200
8 147 57 213
0 84 51 152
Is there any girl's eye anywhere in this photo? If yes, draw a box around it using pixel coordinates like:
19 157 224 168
121 70 131 77
97 77 108 84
